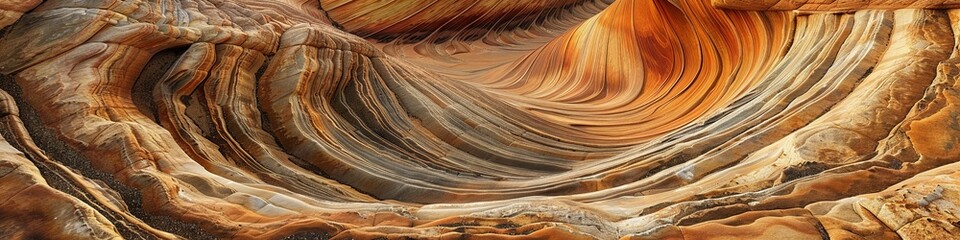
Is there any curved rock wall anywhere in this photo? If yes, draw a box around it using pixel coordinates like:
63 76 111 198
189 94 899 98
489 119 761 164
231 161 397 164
0 0 958 239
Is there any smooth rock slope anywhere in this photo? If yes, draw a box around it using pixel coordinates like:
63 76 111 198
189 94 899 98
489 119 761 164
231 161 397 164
0 0 958 239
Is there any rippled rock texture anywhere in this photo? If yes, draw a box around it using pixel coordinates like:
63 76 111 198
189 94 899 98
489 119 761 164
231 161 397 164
0 0 959 239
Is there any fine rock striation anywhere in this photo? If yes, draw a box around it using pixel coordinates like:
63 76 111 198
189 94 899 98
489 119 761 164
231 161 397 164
0 0 959 239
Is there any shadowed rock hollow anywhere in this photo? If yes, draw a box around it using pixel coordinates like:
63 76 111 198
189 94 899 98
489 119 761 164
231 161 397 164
1 0 959 239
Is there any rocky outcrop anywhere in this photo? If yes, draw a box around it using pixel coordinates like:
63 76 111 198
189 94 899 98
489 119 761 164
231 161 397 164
0 0 958 239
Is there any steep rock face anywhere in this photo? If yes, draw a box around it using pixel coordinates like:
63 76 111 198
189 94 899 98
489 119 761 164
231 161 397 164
0 0 958 239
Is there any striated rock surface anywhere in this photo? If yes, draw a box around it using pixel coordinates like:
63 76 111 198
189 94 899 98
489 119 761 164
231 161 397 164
0 0 958 239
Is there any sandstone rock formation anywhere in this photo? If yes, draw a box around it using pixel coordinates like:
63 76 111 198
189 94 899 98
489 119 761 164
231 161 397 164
0 0 958 239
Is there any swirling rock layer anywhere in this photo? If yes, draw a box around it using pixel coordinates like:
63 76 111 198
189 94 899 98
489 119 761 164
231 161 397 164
0 0 958 239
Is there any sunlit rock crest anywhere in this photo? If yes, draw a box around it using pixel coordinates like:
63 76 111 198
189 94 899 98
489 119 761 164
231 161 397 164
0 0 958 239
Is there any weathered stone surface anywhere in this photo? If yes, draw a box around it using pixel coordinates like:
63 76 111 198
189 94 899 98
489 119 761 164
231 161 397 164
0 0 958 239
714 0 960 11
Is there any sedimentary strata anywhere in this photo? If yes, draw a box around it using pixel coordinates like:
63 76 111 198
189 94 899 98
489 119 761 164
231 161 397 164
0 0 958 239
